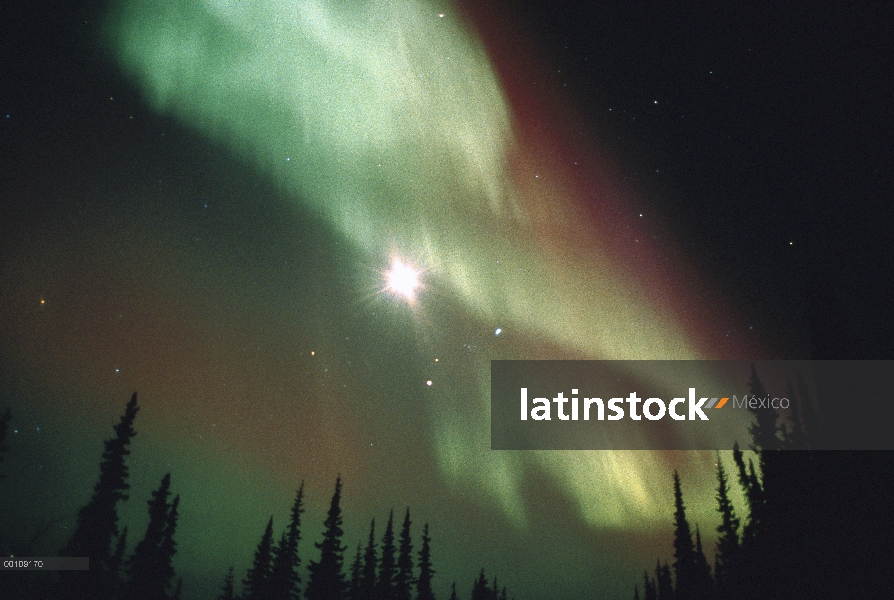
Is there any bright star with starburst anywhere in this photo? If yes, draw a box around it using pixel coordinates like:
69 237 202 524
384 258 422 302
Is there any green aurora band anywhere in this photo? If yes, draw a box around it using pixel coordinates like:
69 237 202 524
101 0 750 530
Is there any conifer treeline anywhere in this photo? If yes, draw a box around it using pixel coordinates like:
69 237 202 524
632 364 894 600
0 394 515 600
5 368 889 600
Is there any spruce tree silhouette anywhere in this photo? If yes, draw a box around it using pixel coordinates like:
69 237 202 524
654 561 673 600
349 543 364 600
794 374 821 449
358 519 377 600
415 523 435 600
692 526 714 600
741 366 790 600
108 525 128 594
376 510 397 600
59 392 138 600
244 516 275 600
779 383 806 451
641 569 656 600
713 455 739 598
305 476 348 600
270 483 306 600
745 365 781 566
122 473 179 600
730 442 761 548
745 367 892 600
470 569 489 600
803 276 894 597
773 382 823 599
448 581 457 600
671 470 696 600
745 364 778 453
217 566 236 600
394 508 415 600
159 494 180 594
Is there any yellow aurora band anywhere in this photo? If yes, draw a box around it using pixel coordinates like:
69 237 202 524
103 0 746 529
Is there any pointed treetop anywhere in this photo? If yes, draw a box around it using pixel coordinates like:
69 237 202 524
377 509 397 598
269 482 306 599
305 477 348 600
122 473 179 600
416 523 435 600
61 392 140 565
243 516 275 600
395 507 415 600
349 543 363 598
359 518 378 599
747 363 780 451
671 471 696 600
218 566 235 600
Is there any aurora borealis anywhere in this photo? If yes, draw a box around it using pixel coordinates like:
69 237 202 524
1 1 891 599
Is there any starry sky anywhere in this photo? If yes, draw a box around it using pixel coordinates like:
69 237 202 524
1 2 891 599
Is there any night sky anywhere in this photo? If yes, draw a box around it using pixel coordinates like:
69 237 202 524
1 2 892 599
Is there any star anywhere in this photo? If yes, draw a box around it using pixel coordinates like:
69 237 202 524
384 258 421 302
